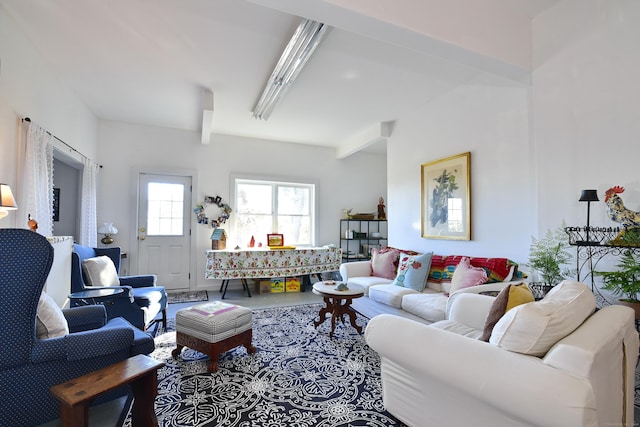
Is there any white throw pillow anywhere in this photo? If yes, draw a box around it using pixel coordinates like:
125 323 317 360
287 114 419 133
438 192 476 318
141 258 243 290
489 281 595 356
36 291 69 339
82 255 120 287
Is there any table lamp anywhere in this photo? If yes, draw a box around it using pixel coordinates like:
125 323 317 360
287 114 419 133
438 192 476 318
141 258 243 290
0 184 18 219
579 189 599 244
98 222 118 245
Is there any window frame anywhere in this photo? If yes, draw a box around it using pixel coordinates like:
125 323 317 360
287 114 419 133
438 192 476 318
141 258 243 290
231 174 317 247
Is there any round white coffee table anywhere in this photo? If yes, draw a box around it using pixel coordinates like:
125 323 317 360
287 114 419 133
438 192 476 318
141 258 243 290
312 281 364 338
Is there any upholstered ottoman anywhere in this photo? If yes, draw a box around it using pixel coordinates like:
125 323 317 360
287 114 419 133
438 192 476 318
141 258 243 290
171 301 256 372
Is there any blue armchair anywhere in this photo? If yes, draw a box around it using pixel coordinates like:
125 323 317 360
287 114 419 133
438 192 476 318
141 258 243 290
71 244 168 331
0 228 156 427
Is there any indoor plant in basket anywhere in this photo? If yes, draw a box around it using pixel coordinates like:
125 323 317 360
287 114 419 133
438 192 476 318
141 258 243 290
527 223 573 299
596 251 640 318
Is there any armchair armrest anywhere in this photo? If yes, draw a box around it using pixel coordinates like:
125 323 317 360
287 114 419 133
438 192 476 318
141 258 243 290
119 274 157 288
339 261 372 281
365 314 596 427
31 326 134 363
63 305 107 332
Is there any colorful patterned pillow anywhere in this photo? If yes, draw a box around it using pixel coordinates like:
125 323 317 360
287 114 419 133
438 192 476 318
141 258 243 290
392 252 433 292
448 257 488 295
427 254 447 283
441 256 519 283
371 247 399 280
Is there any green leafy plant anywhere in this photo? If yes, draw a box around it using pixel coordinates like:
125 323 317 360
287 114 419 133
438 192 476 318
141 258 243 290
596 251 640 303
527 223 573 285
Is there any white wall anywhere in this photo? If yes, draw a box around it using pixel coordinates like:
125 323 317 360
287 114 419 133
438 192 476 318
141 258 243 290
532 0 640 233
0 6 98 228
97 120 387 289
387 73 534 266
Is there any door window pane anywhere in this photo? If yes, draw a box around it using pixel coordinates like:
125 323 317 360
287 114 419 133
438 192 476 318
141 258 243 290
147 182 184 235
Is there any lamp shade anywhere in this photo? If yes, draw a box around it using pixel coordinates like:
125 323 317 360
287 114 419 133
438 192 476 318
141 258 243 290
579 189 599 202
98 222 118 235
0 184 18 209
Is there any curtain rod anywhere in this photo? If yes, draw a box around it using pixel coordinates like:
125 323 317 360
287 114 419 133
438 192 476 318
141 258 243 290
21 117 102 168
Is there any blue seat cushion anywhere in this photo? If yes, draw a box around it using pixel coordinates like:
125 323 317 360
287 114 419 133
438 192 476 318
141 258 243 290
132 286 167 308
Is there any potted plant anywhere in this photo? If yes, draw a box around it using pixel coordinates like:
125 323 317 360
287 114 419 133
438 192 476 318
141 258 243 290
527 223 573 298
596 251 640 318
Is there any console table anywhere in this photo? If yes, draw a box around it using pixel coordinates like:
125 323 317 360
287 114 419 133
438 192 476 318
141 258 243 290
566 226 640 307
205 247 342 292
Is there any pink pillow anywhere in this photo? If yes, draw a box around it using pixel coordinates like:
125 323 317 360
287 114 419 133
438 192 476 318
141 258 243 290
371 248 399 280
448 256 488 295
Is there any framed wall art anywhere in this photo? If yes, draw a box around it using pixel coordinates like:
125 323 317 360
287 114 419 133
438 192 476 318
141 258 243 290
267 233 284 247
421 152 471 240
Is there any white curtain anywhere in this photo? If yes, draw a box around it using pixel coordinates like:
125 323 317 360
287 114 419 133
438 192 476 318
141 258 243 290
79 157 100 246
20 122 54 236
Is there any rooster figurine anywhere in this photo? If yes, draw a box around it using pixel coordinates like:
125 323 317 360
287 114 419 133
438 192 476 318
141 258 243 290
604 186 640 227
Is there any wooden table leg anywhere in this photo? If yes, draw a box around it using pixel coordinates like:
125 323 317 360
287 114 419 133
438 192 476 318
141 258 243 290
130 371 160 427
59 402 89 427
314 297 333 328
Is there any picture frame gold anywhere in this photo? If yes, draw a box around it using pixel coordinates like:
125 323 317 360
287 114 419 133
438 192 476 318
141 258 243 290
421 152 471 240
267 233 284 247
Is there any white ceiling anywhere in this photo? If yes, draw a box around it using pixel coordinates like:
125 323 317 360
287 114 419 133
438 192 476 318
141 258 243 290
1 0 560 154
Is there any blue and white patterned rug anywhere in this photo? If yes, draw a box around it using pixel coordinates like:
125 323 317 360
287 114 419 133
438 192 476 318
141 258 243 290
125 304 406 426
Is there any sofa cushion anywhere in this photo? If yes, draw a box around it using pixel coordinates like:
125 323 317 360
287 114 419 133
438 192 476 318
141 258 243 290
36 292 69 339
82 255 120 287
391 252 433 292
348 276 393 296
371 247 399 280
448 257 487 295
479 283 534 341
430 319 483 339
490 281 596 356
401 292 448 323
369 284 419 308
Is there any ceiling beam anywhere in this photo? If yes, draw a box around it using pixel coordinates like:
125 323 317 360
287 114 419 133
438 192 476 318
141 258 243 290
201 89 214 144
336 121 393 159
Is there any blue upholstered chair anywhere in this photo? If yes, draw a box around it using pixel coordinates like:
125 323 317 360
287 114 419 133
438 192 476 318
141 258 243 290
0 228 156 427
71 244 168 331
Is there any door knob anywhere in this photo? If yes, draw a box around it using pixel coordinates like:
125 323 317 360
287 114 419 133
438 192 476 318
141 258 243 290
139 227 146 232
139 236 146 240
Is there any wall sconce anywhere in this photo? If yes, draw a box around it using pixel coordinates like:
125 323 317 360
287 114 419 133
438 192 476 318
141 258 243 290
98 222 118 245
579 189 599 244
0 184 18 219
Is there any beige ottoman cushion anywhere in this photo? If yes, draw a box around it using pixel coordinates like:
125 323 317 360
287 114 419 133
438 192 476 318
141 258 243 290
176 301 252 343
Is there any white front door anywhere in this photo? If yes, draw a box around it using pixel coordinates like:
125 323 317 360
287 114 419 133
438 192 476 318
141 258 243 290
137 173 192 291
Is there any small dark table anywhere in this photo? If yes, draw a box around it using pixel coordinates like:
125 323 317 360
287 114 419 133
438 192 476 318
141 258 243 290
312 281 364 338
69 288 125 305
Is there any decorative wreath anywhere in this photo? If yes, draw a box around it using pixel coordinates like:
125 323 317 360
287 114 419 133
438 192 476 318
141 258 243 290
193 195 232 228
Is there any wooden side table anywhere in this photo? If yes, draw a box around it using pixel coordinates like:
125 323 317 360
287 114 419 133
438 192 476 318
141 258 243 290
50 354 164 427
312 281 364 338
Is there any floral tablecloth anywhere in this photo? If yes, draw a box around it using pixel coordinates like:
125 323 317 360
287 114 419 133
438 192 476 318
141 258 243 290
205 247 342 279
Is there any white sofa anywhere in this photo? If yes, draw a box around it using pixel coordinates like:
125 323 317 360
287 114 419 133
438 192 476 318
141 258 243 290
365 281 639 427
340 256 523 324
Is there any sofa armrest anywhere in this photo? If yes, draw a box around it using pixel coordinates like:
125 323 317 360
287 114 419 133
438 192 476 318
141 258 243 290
365 314 597 427
444 293 495 330
339 261 372 281
445 281 515 320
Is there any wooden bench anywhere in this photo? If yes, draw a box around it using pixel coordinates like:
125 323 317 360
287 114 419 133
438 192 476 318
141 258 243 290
50 354 165 427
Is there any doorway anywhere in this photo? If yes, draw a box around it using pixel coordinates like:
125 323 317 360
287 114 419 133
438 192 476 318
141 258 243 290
136 173 192 291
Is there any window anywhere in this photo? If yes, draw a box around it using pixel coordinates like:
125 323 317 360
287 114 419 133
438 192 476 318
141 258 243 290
146 182 184 235
234 178 315 247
